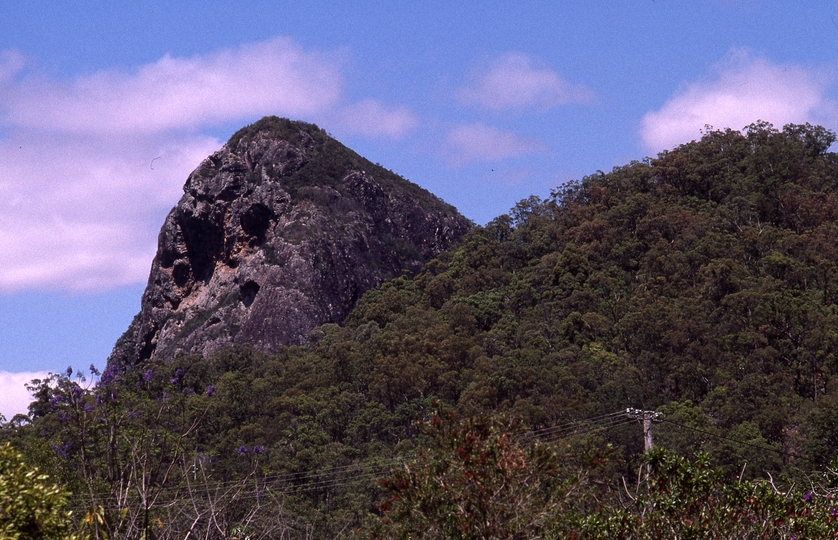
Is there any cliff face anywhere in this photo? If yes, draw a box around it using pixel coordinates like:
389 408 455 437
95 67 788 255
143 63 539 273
108 117 472 368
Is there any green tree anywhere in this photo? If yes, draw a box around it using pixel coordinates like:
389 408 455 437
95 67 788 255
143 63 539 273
362 413 583 539
591 449 838 539
0 442 79 540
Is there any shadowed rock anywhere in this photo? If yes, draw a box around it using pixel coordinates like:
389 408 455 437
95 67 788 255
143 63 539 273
108 117 472 369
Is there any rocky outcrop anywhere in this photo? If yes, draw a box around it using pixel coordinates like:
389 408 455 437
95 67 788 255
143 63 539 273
108 117 472 368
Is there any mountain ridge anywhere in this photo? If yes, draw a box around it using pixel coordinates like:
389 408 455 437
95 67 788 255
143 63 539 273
13 120 838 538
108 117 473 369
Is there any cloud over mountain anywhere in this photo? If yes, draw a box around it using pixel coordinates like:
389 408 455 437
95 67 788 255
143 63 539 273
334 99 419 139
640 50 838 152
0 132 217 292
0 371 48 420
444 122 543 167
3 38 343 135
0 38 417 293
457 53 594 112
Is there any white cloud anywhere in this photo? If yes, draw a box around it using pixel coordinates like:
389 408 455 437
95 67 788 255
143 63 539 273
3 37 343 135
640 49 838 153
0 37 419 292
0 371 48 420
333 99 419 139
0 49 25 84
0 132 219 292
457 53 594 111
444 123 542 167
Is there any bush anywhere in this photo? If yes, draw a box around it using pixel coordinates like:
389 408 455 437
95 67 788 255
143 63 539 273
0 443 78 540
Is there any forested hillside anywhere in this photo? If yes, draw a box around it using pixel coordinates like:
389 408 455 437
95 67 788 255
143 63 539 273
5 121 838 538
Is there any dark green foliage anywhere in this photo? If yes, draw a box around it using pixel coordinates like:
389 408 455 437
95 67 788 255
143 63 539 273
8 121 838 536
587 448 838 539
364 415 838 539
226 116 326 149
361 413 585 539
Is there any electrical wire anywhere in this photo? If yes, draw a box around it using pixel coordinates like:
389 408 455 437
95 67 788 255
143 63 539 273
660 419 815 464
63 409 829 536
65 409 641 513
528 413 638 443
67 412 819 515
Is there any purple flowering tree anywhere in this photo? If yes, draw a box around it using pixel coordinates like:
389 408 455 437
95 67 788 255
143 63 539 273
21 360 292 540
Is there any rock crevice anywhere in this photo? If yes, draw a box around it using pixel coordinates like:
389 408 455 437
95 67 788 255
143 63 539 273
108 117 472 368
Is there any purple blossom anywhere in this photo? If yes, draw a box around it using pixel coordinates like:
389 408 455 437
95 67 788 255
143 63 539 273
205 385 216 397
830 506 837 516
52 441 71 457
804 492 813 502
83 403 94 412
175 368 183 378
142 369 153 382
66 366 73 378
71 386 84 399
50 394 63 405
252 445 265 455
89 364 100 377
237 445 250 455
99 364 119 386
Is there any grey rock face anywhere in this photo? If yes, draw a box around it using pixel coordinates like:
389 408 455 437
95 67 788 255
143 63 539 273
108 117 472 369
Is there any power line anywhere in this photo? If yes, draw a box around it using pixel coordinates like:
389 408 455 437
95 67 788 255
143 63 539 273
61 409 828 537
69 411 817 513
65 457 400 510
526 410 628 440
660 419 815 464
65 409 639 513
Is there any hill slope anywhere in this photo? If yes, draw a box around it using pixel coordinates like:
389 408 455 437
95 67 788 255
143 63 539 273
108 119 838 475
328 121 838 468
13 121 838 538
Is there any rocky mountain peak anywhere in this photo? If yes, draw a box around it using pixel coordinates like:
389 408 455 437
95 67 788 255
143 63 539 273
108 117 473 368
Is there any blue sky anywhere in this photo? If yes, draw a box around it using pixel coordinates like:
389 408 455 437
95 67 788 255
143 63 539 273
1 0 838 417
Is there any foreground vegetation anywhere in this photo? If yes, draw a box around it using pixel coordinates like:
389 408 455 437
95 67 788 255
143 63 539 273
5 121 838 537
4 403 838 538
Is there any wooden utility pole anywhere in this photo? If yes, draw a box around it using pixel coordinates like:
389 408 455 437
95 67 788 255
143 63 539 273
625 408 663 452
626 408 662 481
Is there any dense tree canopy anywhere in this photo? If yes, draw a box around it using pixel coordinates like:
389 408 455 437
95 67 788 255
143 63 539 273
5 121 838 537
